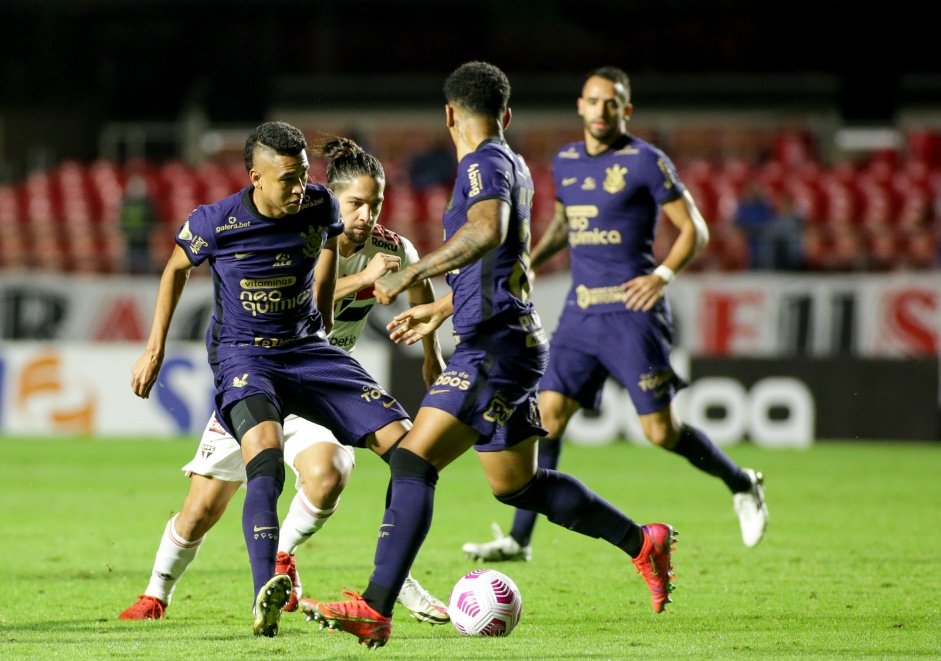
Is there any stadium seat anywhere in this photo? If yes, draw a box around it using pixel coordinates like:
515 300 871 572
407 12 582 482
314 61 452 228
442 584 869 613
5 128 941 274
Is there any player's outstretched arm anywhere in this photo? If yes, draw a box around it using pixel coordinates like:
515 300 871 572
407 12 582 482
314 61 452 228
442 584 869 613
621 190 709 312
659 189 709 267
131 245 193 399
406 277 446 386
387 292 454 348
530 200 569 272
374 198 508 304
314 236 339 334
334 252 401 301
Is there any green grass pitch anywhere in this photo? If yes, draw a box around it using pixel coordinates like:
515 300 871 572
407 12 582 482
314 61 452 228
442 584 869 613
1 437 939 659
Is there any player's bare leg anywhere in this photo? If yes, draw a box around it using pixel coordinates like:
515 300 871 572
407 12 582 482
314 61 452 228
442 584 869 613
277 443 352 610
642 406 768 547
120 474 241 620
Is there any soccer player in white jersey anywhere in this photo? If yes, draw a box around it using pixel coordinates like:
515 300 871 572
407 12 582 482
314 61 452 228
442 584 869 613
120 136 449 626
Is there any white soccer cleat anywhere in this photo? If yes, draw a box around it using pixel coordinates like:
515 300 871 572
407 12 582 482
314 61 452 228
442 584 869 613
396 573 449 624
461 522 532 562
733 468 768 548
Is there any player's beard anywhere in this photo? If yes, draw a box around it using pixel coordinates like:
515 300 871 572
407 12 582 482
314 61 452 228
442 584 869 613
344 227 368 246
585 118 620 144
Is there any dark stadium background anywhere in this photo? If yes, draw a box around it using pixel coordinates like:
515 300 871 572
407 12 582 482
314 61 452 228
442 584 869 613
0 0 936 174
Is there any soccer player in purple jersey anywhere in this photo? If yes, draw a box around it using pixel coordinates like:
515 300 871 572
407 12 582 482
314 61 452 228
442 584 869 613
131 122 415 638
462 66 769 565
301 62 677 649
120 137 449 626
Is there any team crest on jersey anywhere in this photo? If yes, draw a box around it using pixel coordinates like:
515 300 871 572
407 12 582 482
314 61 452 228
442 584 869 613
300 225 323 259
604 165 628 194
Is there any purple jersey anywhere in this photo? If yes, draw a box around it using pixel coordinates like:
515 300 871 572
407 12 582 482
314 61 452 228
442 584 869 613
176 182 406 441
552 134 684 315
444 139 536 341
176 183 343 361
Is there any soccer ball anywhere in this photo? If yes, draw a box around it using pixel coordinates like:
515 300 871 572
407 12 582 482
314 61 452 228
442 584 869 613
447 568 523 636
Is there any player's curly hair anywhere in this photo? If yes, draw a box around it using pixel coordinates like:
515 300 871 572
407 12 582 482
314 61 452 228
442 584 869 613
243 121 308 171
311 135 385 193
444 61 511 118
586 66 631 103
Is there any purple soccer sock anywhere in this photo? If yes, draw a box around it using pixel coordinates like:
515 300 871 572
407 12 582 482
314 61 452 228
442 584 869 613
670 424 752 493
509 437 561 546
242 474 282 599
362 449 437 615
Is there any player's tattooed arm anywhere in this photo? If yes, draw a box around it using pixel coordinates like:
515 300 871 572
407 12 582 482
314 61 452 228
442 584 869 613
374 198 508 304
412 198 506 279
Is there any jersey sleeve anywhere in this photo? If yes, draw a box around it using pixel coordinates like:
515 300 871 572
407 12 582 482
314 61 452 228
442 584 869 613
648 148 686 206
461 149 513 206
174 206 217 266
325 193 344 237
398 234 420 266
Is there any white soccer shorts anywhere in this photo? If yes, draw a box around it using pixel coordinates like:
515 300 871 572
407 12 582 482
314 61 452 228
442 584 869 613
180 413 356 487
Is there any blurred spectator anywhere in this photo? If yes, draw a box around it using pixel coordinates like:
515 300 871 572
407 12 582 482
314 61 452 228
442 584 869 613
119 173 158 274
762 192 805 270
407 139 455 190
734 182 804 270
732 181 776 268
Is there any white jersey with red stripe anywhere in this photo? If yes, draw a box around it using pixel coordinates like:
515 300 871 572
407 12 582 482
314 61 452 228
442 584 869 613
329 224 419 352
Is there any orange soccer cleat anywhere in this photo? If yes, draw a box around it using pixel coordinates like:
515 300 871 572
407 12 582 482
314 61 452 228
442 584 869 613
301 590 392 649
274 551 303 612
119 595 167 620
632 523 678 613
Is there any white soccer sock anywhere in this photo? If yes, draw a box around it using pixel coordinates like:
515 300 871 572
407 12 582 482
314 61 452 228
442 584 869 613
277 491 337 554
143 514 204 604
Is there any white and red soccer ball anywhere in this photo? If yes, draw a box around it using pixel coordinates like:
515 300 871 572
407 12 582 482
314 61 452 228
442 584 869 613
447 568 523 637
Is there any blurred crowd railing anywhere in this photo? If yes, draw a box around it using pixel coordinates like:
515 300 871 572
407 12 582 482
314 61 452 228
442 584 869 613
1 128 939 275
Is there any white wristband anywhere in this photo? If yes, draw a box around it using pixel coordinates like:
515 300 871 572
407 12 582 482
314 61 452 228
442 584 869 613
653 265 675 284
